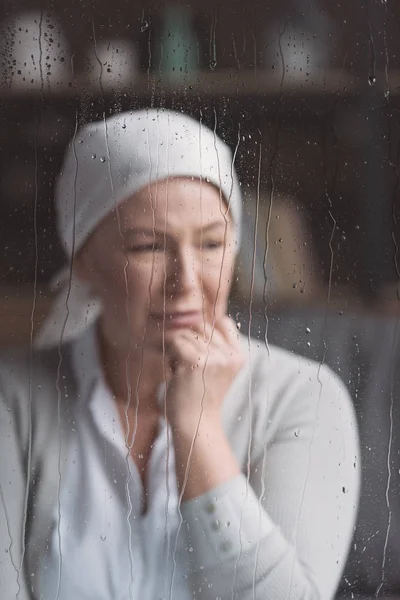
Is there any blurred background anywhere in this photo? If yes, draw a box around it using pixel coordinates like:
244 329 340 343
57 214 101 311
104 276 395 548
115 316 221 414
0 0 400 597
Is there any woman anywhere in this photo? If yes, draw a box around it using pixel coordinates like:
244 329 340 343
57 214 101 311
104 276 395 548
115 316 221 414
0 108 360 600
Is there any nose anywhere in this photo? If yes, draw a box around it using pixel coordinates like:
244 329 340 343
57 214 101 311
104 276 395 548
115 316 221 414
165 246 199 297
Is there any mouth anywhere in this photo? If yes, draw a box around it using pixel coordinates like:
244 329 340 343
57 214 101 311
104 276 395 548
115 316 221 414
150 311 203 328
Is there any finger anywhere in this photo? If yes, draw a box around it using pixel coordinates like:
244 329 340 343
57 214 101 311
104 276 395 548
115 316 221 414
185 324 228 353
215 315 242 347
164 329 228 372
164 333 203 367
199 316 232 347
163 328 206 348
167 331 224 365
206 325 228 350
162 320 221 349
186 321 243 371
214 317 246 370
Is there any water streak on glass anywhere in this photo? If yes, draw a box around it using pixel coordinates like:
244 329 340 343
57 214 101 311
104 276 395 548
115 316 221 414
22 10 44 599
20 8 45 592
382 0 390 100
375 320 397 595
53 112 80 600
167 107 229 597
376 82 400 593
160 116 174 597
89 16 137 585
198 111 208 339
364 0 377 86
262 19 287 351
209 7 217 69
230 127 252 600
101 106 137 596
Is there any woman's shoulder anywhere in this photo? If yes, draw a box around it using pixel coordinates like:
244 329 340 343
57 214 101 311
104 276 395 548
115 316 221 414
237 332 355 428
0 342 75 412
0 343 60 380
240 332 343 387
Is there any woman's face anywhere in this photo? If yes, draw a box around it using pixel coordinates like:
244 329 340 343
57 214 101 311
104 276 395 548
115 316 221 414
76 177 236 352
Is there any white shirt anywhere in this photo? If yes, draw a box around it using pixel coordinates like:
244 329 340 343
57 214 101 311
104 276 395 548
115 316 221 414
40 339 190 600
38 325 360 599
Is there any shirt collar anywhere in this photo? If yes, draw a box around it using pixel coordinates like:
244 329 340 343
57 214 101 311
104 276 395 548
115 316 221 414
71 321 102 403
70 322 169 413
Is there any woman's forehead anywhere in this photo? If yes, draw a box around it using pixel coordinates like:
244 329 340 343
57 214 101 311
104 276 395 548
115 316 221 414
118 178 231 229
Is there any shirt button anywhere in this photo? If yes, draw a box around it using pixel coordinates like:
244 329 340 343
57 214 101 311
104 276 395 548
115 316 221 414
220 540 232 552
211 519 220 531
205 502 216 514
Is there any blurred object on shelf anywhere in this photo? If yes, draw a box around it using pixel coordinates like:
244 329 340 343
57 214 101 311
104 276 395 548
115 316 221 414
235 189 324 306
0 10 72 92
152 3 198 82
83 38 138 91
263 0 337 85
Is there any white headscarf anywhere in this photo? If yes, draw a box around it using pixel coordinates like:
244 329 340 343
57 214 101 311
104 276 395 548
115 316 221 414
35 108 243 349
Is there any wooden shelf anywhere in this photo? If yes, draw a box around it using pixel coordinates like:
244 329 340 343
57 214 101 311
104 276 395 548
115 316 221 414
0 68 382 100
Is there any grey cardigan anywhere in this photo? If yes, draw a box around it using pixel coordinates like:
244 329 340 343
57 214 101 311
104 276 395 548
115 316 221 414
0 334 360 600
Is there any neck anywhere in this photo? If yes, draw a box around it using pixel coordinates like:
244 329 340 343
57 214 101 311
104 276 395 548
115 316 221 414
96 322 171 416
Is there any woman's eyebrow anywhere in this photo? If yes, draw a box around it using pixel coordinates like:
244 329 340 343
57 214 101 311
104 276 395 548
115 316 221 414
123 227 164 237
123 221 226 237
201 221 226 232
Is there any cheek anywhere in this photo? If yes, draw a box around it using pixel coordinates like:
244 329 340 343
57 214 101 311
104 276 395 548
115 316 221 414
91 253 159 300
125 255 165 297
202 253 235 302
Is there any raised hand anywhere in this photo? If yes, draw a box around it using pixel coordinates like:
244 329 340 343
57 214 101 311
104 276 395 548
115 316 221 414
163 315 246 431
161 315 246 501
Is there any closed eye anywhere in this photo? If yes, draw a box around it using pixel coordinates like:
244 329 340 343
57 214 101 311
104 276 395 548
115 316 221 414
202 241 224 249
127 243 164 253
127 241 223 252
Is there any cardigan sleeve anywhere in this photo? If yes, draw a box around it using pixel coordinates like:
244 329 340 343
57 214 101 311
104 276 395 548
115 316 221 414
0 368 32 600
178 364 361 599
